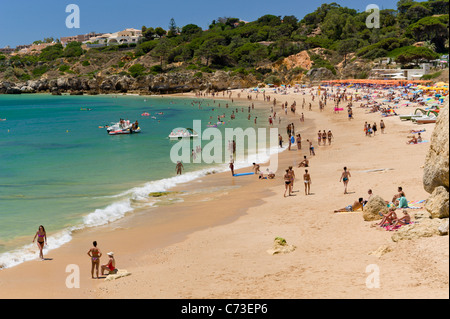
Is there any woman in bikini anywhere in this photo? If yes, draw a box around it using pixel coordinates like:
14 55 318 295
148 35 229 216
284 169 292 197
87 241 102 279
340 167 351 194
321 130 327 145
32 225 47 260
303 169 311 195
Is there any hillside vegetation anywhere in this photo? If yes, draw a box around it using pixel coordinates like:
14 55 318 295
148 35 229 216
0 1 448 86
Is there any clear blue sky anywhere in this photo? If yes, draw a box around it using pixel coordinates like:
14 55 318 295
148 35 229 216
0 0 399 48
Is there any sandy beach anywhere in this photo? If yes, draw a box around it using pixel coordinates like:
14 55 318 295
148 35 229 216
0 85 448 299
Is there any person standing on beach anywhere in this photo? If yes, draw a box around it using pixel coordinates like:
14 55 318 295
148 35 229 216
303 169 311 195
296 134 302 150
175 161 184 175
327 130 333 145
340 167 351 194
284 169 293 197
288 166 296 190
307 139 315 156
87 241 102 279
32 225 47 260
380 120 385 133
229 161 235 176
279 134 283 148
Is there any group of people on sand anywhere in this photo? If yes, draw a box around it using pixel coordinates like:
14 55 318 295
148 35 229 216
406 132 423 144
364 120 386 136
283 166 312 197
33 226 117 279
317 130 334 146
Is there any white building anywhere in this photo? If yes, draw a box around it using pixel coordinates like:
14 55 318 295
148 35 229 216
85 28 143 47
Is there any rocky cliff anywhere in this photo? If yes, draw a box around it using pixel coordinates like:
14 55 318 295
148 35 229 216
423 102 449 219
0 71 260 95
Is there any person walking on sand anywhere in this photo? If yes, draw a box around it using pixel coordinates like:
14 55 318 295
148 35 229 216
101 252 116 276
87 241 102 279
229 161 235 176
32 225 47 260
288 166 296 190
296 134 302 150
175 161 184 175
327 130 333 145
380 119 385 134
307 139 315 156
278 134 283 148
284 169 292 197
303 169 311 195
340 167 351 194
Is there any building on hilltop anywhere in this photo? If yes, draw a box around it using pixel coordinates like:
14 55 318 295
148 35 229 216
84 28 143 48
60 32 105 46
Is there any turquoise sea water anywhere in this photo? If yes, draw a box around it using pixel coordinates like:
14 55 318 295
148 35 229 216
0 94 273 268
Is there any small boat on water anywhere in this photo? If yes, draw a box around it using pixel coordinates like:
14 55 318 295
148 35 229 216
168 128 198 140
107 120 141 135
141 112 150 116
0 118 6 121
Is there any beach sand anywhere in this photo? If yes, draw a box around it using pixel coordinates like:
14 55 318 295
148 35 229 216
0 87 447 299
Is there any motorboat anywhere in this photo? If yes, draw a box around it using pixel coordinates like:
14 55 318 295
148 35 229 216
107 120 141 135
0 118 6 121
168 128 198 140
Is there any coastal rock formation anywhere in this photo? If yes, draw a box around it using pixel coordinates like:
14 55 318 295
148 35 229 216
423 103 449 219
425 186 449 218
391 218 447 242
0 71 260 95
266 237 296 255
363 195 388 221
439 220 449 236
304 67 335 83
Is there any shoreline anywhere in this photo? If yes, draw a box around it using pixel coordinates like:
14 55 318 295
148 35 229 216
0 87 448 298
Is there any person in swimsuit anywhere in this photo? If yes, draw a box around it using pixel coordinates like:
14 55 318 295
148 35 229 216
307 140 315 156
317 131 322 145
284 169 292 197
334 198 364 213
303 169 311 195
378 207 398 227
327 130 333 145
321 130 327 145
101 252 116 275
390 210 411 229
175 161 184 175
298 156 309 168
87 241 102 279
296 134 302 150
340 167 351 194
32 225 47 260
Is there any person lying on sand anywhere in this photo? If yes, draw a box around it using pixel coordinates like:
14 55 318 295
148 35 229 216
406 135 418 144
334 198 364 213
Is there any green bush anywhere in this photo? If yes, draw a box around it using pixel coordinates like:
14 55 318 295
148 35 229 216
59 65 70 72
32 65 48 76
81 60 90 66
128 63 146 77
194 71 203 78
